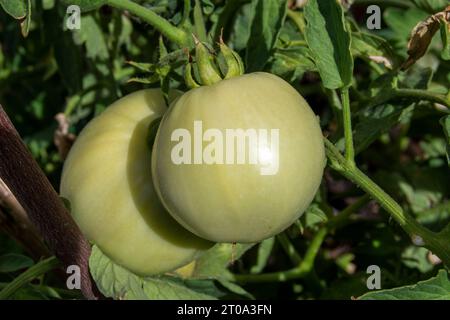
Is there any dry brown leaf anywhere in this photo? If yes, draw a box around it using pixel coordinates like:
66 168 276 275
402 6 450 70
54 113 76 160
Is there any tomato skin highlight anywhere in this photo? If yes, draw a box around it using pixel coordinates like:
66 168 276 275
60 89 212 276
152 72 326 243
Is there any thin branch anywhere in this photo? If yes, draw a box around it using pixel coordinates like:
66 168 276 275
107 0 188 46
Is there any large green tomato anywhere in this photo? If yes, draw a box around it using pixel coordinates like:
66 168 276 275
152 72 326 243
60 89 211 276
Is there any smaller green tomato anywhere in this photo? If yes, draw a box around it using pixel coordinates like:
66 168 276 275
152 72 326 243
60 89 212 276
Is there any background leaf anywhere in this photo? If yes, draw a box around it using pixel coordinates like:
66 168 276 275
0 254 34 273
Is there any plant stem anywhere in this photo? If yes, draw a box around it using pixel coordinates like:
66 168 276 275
0 256 60 300
327 194 371 229
324 138 450 266
297 228 328 274
369 88 450 110
107 0 188 46
277 233 302 265
393 89 450 109
341 88 355 165
234 228 327 283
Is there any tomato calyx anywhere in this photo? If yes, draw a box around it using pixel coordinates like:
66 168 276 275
184 35 245 88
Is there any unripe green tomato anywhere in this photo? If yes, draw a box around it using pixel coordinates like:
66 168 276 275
152 72 326 243
60 89 212 276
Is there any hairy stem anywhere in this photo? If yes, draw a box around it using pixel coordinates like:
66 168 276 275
328 194 371 229
107 0 188 46
277 233 302 265
234 228 327 283
324 138 450 266
369 88 450 110
341 88 355 165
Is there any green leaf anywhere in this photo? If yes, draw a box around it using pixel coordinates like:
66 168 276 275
0 254 34 273
359 270 450 300
229 1 257 51
411 0 448 13
383 8 429 48
353 104 414 154
0 0 27 19
245 0 287 71
192 243 255 279
89 246 216 300
400 166 449 213
417 201 450 232
250 237 275 274
216 279 254 299
401 246 434 273
304 0 353 89
73 15 109 60
351 31 398 69
269 47 316 82
0 0 31 37
60 0 107 12
302 203 328 231
440 21 450 61
441 115 450 166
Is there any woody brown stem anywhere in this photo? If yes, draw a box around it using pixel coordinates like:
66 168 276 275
0 105 100 300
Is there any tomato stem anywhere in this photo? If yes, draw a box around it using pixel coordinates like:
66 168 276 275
107 0 188 46
365 88 450 111
234 227 327 284
324 138 450 267
341 88 355 166
277 233 302 265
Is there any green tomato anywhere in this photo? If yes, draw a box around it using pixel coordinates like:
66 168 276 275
152 72 326 243
60 89 212 276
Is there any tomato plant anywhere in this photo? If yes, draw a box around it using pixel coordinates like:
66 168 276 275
0 0 449 302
